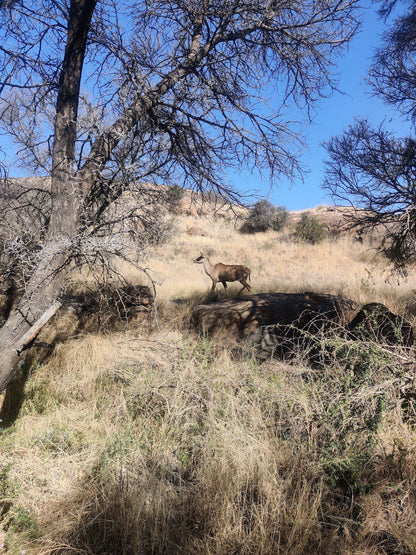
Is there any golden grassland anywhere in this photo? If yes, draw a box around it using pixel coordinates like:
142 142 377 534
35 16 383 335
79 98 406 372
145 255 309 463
1 210 416 554
145 213 416 310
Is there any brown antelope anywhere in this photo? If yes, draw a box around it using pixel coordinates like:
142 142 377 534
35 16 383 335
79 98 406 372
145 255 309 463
193 253 251 293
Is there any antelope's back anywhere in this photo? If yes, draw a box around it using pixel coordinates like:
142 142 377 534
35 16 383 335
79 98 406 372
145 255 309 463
217 263 249 281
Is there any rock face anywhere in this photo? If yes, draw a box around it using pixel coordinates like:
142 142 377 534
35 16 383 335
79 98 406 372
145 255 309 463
191 293 415 354
191 292 355 337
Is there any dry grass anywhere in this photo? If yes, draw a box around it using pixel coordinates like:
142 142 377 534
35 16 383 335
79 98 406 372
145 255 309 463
1 212 416 554
139 214 416 314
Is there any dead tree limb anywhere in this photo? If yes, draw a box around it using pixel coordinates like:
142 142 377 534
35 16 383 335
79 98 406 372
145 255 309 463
15 301 61 356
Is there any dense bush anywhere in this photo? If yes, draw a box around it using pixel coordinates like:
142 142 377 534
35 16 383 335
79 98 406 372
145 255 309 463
294 212 327 244
240 200 288 233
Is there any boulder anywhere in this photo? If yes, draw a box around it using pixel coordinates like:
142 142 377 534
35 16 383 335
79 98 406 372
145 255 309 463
347 302 414 346
191 291 355 338
191 293 415 357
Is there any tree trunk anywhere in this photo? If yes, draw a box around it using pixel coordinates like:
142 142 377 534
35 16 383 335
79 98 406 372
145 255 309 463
0 0 97 392
0 0 221 392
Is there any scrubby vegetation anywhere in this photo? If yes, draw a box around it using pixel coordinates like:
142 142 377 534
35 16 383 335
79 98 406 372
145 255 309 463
294 212 328 244
1 208 416 554
240 200 289 234
166 184 185 212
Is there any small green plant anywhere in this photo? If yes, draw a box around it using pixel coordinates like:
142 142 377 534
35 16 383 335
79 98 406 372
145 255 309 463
33 426 83 455
294 212 327 244
5 506 38 537
3 506 39 552
323 453 372 497
24 376 54 415
0 464 39 548
0 464 17 517
99 431 137 470
166 184 185 211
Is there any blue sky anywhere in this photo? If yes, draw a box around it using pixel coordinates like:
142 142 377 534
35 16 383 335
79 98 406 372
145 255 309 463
232 1 413 211
1 2 412 212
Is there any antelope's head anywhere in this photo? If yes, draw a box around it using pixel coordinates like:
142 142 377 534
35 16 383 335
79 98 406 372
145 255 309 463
193 253 205 264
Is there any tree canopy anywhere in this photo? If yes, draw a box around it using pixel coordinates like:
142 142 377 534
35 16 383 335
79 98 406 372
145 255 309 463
0 1 360 197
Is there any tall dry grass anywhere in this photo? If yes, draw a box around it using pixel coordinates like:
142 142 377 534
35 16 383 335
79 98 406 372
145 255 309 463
139 213 416 314
0 212 416 554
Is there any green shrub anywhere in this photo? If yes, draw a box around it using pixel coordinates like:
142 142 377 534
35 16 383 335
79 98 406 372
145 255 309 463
272 205 289 231
240 200 288 233
294 212 327 244
166 184 185 210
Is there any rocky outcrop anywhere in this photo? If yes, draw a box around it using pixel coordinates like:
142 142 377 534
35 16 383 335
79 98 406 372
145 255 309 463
347 302 414 346
191 293 414 355
191 291 355 337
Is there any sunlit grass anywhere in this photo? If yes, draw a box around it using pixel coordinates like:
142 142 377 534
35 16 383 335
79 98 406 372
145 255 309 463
1 209 416 553
138 215 416 315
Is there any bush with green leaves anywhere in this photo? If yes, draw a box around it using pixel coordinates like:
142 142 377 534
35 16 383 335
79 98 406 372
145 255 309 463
166 184 185 211
240 200 288 234
294 212 327 244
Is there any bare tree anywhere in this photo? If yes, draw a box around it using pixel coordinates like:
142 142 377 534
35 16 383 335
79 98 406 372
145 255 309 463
370 0 416 121
325 121 416 267
0 0 361 390
324 1 416 268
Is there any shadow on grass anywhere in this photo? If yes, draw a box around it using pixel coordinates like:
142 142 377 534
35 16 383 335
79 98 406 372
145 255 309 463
0 285 153 428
